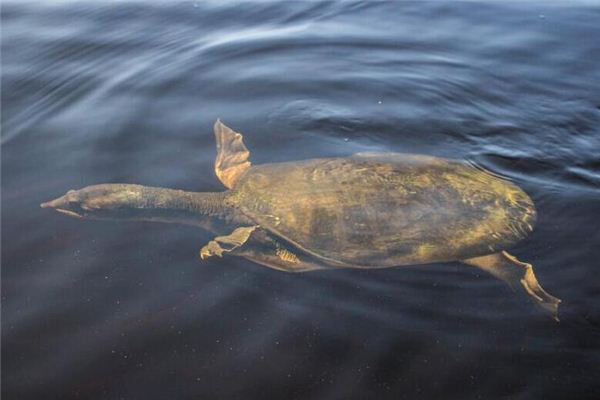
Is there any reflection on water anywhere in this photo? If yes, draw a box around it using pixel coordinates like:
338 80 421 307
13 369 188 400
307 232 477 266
2 1 600 399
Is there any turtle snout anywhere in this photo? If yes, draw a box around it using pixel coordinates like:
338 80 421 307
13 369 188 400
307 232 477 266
41 194 69 209
40 190 85 217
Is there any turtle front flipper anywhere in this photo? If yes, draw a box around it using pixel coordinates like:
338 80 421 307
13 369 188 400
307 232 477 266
201 226 324 272
233 229 325 272
200 226 258 259
213 119 252 189
462 251 561 321
239 239 326 273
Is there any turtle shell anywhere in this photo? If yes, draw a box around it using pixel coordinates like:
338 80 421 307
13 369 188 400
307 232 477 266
230 152 536 268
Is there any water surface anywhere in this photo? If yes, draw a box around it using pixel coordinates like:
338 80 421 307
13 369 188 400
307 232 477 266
2 1 600 399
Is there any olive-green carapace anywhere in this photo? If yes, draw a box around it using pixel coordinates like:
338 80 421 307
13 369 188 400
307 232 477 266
42 119 560 320
231 153 536 268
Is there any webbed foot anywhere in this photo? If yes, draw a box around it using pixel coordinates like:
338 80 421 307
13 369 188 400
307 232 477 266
463 251 561 321
200 226 258 260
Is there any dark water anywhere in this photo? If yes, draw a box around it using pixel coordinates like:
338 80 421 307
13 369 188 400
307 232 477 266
2 1 600 399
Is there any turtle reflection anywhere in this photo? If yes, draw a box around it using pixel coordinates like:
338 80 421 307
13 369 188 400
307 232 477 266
42 120 560 319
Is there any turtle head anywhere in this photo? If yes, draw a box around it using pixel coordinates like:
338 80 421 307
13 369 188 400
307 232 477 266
40 184 145 220
41 183 233 229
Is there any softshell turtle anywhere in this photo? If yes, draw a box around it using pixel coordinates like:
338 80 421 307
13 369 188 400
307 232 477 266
42 120 561 319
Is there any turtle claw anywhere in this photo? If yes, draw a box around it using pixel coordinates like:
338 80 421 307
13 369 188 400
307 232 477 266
200 242 224 259
200 248 211 260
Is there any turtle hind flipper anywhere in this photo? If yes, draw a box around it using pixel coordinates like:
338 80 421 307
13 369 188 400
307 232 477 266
462 251 561 321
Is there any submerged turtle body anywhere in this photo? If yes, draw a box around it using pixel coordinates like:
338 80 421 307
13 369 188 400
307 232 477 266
41 119 560 319
230 153 536 268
